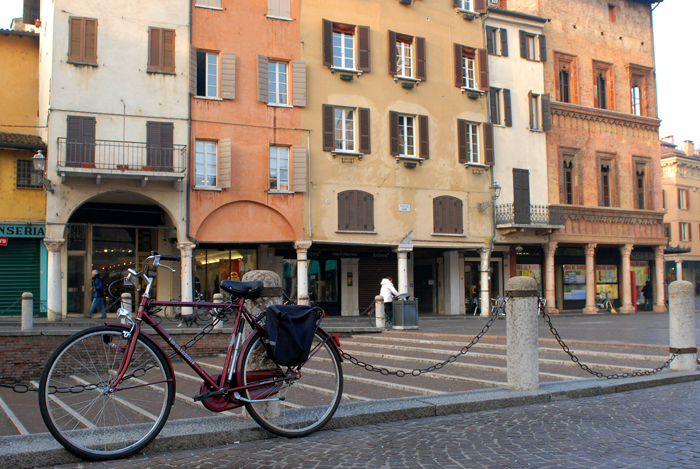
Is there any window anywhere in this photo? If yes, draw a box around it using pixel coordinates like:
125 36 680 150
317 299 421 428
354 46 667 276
433 196 464 234
680 222 691 242
608 4 617 23
398 115 415 157
634 159 651 210
601 164 611 207
679 188 689 210
390 112 429 159
456 0 474 12
147 28 175 73
338 190 374 232
458 120 479 164
269 146 290 191
598 156 617 208
664 223 671 239
68 17 98 64
16 160 41 189
323 20 370 72
662 189 665 209
519 31 546 62
489 88 500 125
196 0 222 8
593 61 614 110
389 31 426 81
596 73 607 109
560 150 581 205
335 108 355 151
146 122 174 171
559 70 570 102
554 52 579 104
268 0 291 19
196 51 218 98
454 44 488 91
564 161 574 204
528 92 551 131
464 52 475 89
630 84 641 116
195 140 217 187
530 93 540 130
65 115 96 166
268 61 288 105
627 64 651 117
322 105 371 154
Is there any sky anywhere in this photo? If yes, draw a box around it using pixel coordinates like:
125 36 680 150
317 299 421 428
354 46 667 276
0 0 697 146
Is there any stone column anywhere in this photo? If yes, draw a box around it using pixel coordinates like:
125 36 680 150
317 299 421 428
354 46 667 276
178 242 196 315
445 251 461 315
374 295 385 328
543 241 558 315
395 244 412 294
669 280 697 371
506 276 539 390
676 260 683 281
619 244 635 314
120 292 132 325
21 292 33 331
583 243 598 314
44 238 64 322
212 293 224 330
479 247 491 316
653 245 667 313
295 241 312 305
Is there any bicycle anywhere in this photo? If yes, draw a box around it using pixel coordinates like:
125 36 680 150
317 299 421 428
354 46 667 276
595 296 617 313
365 302 394 327
38 252 344 460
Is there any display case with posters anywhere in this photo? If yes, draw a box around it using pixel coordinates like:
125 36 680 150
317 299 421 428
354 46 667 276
563 264 586 300
595 265 618 299
516 264 542 295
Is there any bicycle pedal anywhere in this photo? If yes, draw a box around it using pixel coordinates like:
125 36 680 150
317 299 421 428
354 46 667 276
193 388 227 402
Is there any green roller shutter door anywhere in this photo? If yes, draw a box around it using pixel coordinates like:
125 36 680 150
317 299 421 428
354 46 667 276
0 238 40 315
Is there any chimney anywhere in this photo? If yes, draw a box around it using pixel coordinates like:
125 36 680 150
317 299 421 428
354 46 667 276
661 135 674 145
684 141 695 157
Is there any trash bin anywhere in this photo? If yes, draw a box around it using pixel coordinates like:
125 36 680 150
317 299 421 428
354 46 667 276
392 293 418 330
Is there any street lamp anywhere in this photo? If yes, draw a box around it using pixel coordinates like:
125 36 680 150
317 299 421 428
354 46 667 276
476 183 501 212
32 150 54 194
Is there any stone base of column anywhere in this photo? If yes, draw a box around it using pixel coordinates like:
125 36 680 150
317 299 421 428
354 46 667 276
545 306 559 315
619 306 636 314
653 304 667 313
582 306 599 314
47 309 62 322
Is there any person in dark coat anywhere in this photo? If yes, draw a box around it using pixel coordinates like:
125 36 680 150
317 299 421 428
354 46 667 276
88 269 107 318
641 280 653 311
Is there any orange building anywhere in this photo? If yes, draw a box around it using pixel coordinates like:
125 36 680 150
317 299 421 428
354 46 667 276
189 0 306 299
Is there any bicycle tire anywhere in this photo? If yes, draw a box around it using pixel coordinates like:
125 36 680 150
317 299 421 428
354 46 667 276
367 305 376 326
239 328 343 438
38 326 174 460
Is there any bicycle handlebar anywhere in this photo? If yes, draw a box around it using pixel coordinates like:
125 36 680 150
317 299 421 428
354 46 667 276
158 254 181 262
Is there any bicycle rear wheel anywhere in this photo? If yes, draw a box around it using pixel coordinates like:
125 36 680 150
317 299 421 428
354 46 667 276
239 329 343 438
38 326 174 460
366 304 376 326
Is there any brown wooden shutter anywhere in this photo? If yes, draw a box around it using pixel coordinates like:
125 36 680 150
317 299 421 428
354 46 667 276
388 30 397 76
541 93 551 130
528 90 534 128
453 198 464 234
292 145 307 192
483 123 494 166
359 108 371 154
433 198 442 233
189 46 197 95
457 119 467 163
323 19 333 67
347 191 357 230
338 192 349 230
357 26 371 72
66 115 82 165
149 28 163 71
453 0 461 7
68 17 83 62
454 43 463 88
538 34 547 62
415 36 426 81
146 122 173 170
83 19 98 63
486 27 495 55
477 48 489 91
292 60 306 107
503 88 512 127
489 88 498 124
162 30 175 73
323 105 335 151
362 192 374 231
221 51 236 100
500 28 509 57
475 0 487 13
691 224 693 241
419 114 429 159
257 55 269 103
519 30 527 58
389 111 399 156
219 138 231 189
23 0 40 25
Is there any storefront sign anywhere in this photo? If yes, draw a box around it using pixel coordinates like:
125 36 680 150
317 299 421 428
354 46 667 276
398 204 411 212
0 225 45 238
0 238 6 246
631 252 654 261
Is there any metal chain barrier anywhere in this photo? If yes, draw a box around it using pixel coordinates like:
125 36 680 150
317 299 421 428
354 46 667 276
340 297 508 377
0 296 22 317
539 298 679 378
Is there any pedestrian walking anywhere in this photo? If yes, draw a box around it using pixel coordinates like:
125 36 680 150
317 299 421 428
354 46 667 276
88 269 107 318
641 280 653 311
380 276 399 320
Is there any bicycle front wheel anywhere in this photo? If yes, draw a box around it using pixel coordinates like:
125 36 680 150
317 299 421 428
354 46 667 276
239 329 343 438
38 326 174 460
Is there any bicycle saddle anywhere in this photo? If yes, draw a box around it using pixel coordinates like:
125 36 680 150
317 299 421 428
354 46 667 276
219 280 263 298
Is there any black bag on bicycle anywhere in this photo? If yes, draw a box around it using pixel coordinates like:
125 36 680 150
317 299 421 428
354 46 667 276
264 304 323 367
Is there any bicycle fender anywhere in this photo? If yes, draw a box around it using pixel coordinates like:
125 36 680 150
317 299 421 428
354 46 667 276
105 323 177 402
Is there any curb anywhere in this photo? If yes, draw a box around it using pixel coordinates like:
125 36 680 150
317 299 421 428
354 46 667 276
0 370 697 469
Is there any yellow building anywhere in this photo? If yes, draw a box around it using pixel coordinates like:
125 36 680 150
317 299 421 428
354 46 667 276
0 26 47 315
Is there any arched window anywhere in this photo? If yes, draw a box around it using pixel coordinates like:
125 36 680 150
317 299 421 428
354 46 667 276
433 196 464 234
338 190 374 231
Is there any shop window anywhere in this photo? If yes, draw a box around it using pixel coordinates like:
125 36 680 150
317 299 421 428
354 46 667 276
596 265 619 299
193 248 257 300
554 52 579 104
563 264 586 301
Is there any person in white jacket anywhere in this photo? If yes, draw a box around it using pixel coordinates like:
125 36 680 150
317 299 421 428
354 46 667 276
380 277 400 318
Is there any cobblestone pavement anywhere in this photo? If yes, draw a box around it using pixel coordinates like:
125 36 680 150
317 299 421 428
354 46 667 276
41 380 700 469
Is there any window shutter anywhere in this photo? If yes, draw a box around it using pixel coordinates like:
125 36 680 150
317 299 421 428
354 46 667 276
454 43 463 88
189 46 197 95
280 0 291 19
528 90 534 128
477 48 489 92
268 0 280 17
82 116 96 163
457 119 467 164
453 198 464 234
486 27 495 55
359 108 371 154
323 19 333 67
66 116 81 164
221 51 236 100
538 34 547 62
363 192 374 231
453 0 461 7
389 111 399 156
690 224 693 241
338 192 348 230
83 19 98 63
162 30 175 73
519 30 527 59
433 198 442 233
146 122 174 171
475 0 487 13
419 114 429 159
219 138 231 189
541 93 551 131
347 191 357 230
358 26 371 72
148 28 162 71
23 0 40 25
323 105 335 151
415 36 426 81
292 145 307 192
257 55 269 103
483 123 494 166
503 88 512 127
68 17 83 62
489 88 498 124
388 30 397 76
292 60 306 107
500 28 509 57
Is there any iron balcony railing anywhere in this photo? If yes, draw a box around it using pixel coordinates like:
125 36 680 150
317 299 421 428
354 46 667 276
57 138 187 174
495 203 566 227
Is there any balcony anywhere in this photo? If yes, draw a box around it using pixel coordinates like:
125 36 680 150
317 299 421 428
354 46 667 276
56 138 187 187
495 203 566 231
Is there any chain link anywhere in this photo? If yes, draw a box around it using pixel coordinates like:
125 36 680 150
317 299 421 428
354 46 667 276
0 296 23 316
341 297 508 377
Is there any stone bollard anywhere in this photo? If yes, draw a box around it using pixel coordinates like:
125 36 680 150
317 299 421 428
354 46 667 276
375 295 385 329
506 276 540 390
21 292 33 331
668 280 697 371
120 293 132 325
241 271 284 337
212 293 224 330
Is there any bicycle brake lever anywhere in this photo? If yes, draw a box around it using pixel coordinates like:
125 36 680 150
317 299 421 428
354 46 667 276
153 256 176 272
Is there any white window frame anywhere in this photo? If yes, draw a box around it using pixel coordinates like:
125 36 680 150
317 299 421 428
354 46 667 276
530 93 540 130
269 146 290 192
631 84 641 116
334 107 355 152
680 222 689 242
195 140 218 188
396 41 413 78
268 61 288 105
679 188 689 210
487 27 499 56
458 0 474 12
526 34 536 61
333 30 355 70
205 53 218 98
465 122 479 164
398 114 416 157
463 56 476 89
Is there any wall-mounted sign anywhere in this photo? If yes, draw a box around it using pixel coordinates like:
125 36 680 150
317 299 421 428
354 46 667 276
0 238 7 246
630 252 654 261
398 204 411 212
0 225 45 238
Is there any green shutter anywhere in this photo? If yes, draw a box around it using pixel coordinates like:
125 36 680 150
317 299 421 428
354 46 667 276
0 239 41 315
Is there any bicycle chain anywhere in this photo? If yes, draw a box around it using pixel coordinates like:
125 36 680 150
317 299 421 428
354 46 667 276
341 298 508 377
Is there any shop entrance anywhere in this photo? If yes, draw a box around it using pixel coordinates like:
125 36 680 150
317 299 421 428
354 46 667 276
414 259 436 314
